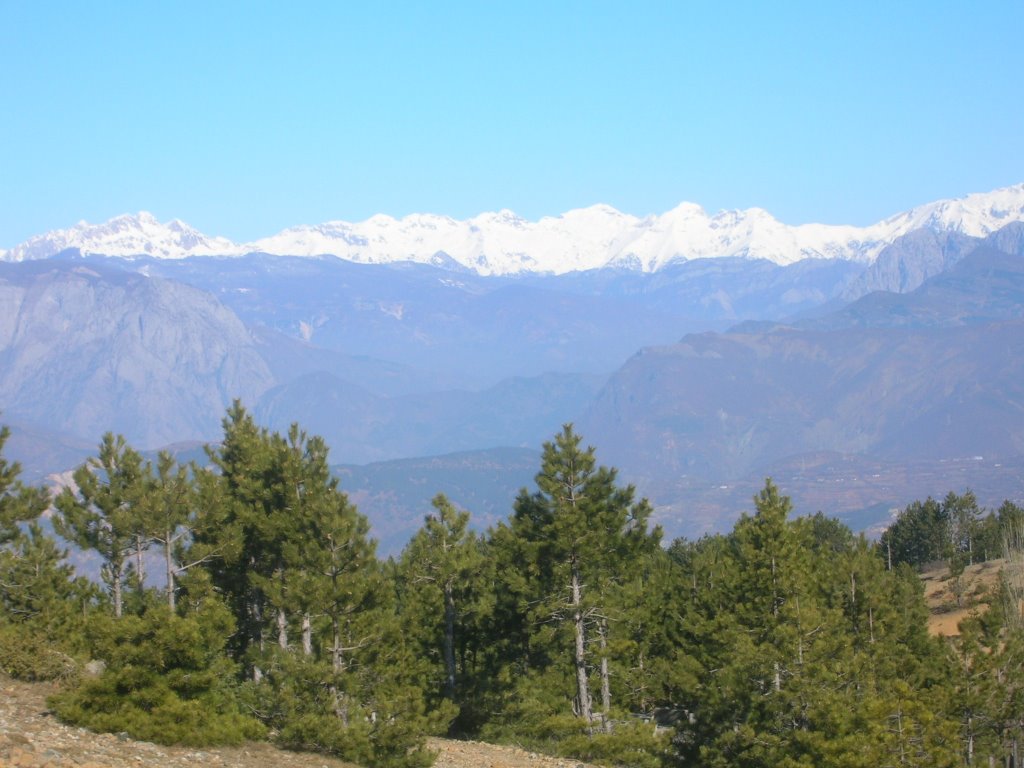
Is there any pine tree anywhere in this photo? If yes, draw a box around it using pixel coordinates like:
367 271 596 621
677 481 962 767
398 494 485 706
881 497 951 570
503 424 659 729
140 451 199 611
194 402 293 672
53 433 147 618
0 423 49 546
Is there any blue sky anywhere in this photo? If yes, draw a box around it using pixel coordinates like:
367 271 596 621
1 1 1021 245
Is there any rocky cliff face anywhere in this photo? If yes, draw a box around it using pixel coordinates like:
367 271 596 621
0 261 274 448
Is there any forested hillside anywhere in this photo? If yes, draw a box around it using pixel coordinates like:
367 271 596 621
3 411 1024 767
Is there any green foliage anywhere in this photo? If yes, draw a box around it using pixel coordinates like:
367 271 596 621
487 707 669 768
482 424 663 762
49 601 263 746
672 480 961 768
244 620 447 768
13 408 1024 767
880 496 951 569
0 623 79 682
191 403 440 765
1 423 95 680
396 493 488 728
0 424 50 545
880 490 1006 573
53 433 149 618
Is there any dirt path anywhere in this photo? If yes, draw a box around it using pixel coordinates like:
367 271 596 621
0 675 596 768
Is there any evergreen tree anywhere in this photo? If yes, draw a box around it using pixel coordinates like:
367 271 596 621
0 419 94 679
0 423 49 546
499 424 660 731
193 402 294 672
140 451 199 612
397 494 486 714
49 596 264 746
0 520 97 680
196 404 438 766
675 481 961 767
880 497 950 570
53 433 148 618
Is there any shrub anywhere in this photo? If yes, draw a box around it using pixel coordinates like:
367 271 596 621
48 602 264 746
0 624 79 682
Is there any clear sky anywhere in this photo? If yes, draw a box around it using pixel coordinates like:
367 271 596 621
1 1 1022 246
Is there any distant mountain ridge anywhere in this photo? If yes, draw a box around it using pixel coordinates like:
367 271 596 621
577 234 1024 534
2 217 1024 546
5 184 1024 275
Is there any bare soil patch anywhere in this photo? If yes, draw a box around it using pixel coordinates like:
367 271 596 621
0 674 596 768
922 558 1003 636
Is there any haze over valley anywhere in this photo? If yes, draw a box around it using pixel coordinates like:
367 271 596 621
3 187 1024 551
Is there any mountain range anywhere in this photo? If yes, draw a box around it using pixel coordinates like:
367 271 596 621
4 184 1024 274
2 186 1024 552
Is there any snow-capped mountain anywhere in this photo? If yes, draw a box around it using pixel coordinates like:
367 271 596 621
5 212 244 261
5 184 1023 275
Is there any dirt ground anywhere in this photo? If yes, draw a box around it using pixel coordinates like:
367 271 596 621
0 674 596 768
922 558 1003 636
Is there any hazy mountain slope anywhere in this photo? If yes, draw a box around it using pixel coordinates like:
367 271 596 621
0 417 95 483
839 222 1024 301
251 325 449 398
580 322 1024 536
137 253 866 385
578 242 1024 535
335 447 541 555
530 256 861 319
985 220 1024 256
841 229 981 298
255 370 603 464
0 259 274 447
136 255 721 384
798 242 1024 331
583 322 1024 477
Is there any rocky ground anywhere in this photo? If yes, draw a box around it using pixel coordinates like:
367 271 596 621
0 674 595 768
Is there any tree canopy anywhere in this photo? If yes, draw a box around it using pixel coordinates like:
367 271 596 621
3 410 1024 767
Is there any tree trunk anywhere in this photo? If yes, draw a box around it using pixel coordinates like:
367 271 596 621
895 706 907 765
302 612 312 656
164 528 176 612
251 597 264 681
112 559 124 618
277 607 288 650
599 618 612 733
443 580 457 700
771 555 779 617
331 615 348 725
276 566 288 650
134 534 145 590
571 558 592 725
332 615 343 672
966 714 974 765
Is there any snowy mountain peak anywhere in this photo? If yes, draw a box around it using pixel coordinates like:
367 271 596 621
5 184 1024 274
4 212 243 262
887 183 1024 237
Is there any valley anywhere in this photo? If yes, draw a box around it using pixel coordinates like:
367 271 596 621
2 189 1024 548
